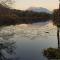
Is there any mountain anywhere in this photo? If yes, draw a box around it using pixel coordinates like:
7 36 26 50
27 7 52 14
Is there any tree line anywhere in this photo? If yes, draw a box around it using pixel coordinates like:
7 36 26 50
0 0 52 26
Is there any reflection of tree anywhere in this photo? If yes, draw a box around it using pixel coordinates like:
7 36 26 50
0 31 16 60
57 27 60 48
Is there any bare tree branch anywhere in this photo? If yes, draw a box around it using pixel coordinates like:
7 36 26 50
0 0 15 8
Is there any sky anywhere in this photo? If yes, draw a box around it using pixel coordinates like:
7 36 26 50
14 0 59 11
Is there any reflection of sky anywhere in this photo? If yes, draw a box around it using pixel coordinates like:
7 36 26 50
14 0 59 11
13 21 57 60
14 24 57 60
0 21 58 60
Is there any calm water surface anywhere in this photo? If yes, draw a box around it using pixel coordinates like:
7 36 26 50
0 21 58 60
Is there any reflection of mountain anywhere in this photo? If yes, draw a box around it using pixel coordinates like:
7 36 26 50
27 7 52 14
32 21 49 26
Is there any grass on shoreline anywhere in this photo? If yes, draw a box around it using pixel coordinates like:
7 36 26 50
43 48 60 59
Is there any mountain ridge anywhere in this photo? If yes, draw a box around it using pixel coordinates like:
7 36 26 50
27 7 52 14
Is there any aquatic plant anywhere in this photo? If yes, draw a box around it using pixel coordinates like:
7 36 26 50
43 48 60 59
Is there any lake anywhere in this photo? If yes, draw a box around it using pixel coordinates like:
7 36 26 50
0 21 58 60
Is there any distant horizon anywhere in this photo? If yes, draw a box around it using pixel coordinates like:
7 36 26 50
14 6 59 11
13 0 59 11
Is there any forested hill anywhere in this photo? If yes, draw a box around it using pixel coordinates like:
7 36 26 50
0 4 20 25
0 4 52 26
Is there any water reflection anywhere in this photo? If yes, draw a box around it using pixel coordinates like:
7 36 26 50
0 21 58 60
43 27 60 60
0 29 16 60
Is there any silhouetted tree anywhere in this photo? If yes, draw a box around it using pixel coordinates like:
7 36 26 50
53 9 60 48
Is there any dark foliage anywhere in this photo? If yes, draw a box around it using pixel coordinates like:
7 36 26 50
53 9 60 27
43 48 60 59
0 4 52 26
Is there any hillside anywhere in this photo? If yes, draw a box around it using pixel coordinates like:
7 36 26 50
27 7 52 14
0 4 52 25
0 4 20 25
